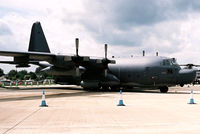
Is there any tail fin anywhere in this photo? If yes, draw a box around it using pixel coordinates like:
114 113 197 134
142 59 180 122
28 22 50 53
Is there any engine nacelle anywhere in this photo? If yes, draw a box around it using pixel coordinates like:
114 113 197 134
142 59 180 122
53 56 74 69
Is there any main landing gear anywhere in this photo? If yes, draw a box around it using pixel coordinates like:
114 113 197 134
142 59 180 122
159 86 168 93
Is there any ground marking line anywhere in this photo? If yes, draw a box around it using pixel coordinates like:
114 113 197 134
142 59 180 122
3 108 41 134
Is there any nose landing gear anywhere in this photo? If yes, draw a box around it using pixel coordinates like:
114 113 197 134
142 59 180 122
159 86 168 93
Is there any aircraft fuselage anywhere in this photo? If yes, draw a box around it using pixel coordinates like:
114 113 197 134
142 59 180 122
108 56 196 88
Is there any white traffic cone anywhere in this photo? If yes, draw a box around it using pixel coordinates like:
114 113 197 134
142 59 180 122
40 90 48 107
117 90 125 106
188 89 195 104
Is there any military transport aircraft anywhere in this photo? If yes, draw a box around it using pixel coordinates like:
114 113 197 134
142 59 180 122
0 22 197 93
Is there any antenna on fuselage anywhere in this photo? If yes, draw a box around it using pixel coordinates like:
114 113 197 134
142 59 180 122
156 52 158 56
143 50 145 56
75 38 79 56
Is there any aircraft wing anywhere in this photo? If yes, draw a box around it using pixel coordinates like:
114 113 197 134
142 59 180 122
0 22 116 79
0 60 51 68
0 51 55 61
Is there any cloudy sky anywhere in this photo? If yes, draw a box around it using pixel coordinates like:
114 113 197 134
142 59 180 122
0 0 200 73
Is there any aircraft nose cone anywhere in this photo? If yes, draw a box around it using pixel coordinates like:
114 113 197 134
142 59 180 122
178 69 196 84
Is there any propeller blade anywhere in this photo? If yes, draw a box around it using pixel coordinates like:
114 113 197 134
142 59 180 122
76 67 79 76
104 69 108 77
105 44 107 59
75 38 79 56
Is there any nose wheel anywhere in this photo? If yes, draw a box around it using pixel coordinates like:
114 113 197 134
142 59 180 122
159 86 168 93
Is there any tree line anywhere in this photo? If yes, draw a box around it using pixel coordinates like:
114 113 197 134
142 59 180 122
0 67 52 80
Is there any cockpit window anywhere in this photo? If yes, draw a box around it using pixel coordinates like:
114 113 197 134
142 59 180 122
163 60 171 66
162 58 178 66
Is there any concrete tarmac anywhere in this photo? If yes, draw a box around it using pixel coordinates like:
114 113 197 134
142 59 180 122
0 85 200 134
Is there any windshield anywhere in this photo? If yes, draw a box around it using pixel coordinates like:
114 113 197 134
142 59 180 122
162 58 178 66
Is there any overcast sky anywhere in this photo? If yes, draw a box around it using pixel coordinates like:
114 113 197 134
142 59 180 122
0 0 200 73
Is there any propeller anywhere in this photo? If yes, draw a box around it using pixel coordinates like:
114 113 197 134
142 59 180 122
179 64 200 69
105 44 107 59
75 67 79 76
75 38 79 76
72 38 115 78
73 38 89 76
104 44 108 77
102 44 116 77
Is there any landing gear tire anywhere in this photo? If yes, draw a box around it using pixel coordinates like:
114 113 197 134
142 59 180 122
159 86 168 93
